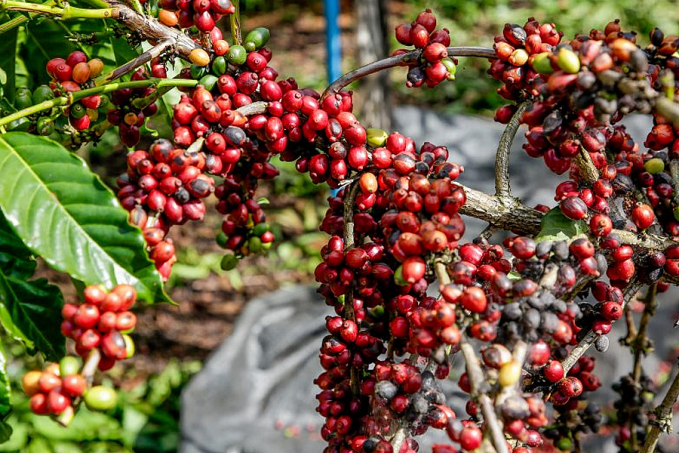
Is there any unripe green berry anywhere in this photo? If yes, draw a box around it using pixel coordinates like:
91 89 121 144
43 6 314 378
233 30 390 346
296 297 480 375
59 356 81 377
531 52 554 74
366 128 388 147
557 48 581 73
220 253 239 271
84 386 118 411
644 157 665 174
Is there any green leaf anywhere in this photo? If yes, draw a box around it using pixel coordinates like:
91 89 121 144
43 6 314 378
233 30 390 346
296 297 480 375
535 207 587 242
0 213 64 359
0 344 10 419
0 264 65 360
0 28 18 102
0 132 169 303
0 348 12 420
0 422 13 445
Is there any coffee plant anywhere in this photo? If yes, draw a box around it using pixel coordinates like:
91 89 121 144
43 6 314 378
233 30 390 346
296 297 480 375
1 1 679 452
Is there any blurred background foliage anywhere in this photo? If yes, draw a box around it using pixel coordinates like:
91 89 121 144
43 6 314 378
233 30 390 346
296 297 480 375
240 0 679 115
2 0 678 451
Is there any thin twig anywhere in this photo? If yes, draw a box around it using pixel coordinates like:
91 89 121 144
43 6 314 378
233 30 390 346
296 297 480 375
321 46 496 100
434 261 506 453
461 342 509 453
641 366 679 453
342 182 361 395
235 101 269 117
622 306 637 345
0 0 118 19
670 161 679 205
81 348 102 386
654 97 679 129
633 283 658 382
111 2 202 60
562 279 643 374
95 39 174 85
229 0 241 45
573 146 600 185
390 425 408 453
495 101 529 200
0 78 198 127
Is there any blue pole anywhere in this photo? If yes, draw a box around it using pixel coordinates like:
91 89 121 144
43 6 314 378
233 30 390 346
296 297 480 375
324 0 342 85
325 0 342 196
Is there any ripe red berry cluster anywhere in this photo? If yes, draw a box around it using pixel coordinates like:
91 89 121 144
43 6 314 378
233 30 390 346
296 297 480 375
46 51 105 131
393 9 457 88
158 0 234 32
22 355 120 422
117 137 216 279
22 361 86 417
107 64 164 147
60 284 137 371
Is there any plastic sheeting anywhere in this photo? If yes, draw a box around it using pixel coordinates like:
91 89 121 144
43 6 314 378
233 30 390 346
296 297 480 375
180 109 679 453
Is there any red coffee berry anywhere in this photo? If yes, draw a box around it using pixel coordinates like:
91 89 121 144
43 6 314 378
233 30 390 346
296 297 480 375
590 214 612 237
631 203 655 230
544 360 564 383
459 426 483 451
558 376 584 398
461 286 487 313
401 256 426 283
73 304 100 329
62 374 87 397
560 196 588 220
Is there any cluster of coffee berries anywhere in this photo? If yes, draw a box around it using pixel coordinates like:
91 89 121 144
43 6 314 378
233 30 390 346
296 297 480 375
612 374 657 451
60 284 137 370
314 137 469 451
215 173 276 264
117 138 216 279
157 0 234 32
545 399 603 451
23 358 85 417
21 9 679 451
393 9 457 87
4 85 61 136
107 64 165 147
45 51 105 131
22 356 118 421
489 18 563 110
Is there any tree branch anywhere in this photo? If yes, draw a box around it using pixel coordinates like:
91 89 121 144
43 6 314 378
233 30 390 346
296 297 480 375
0 0 118 19
321 46 496 100
670 160 679 206
495 102 529 200
456 183 679 254
458 185 543 235
0 78 198 127
110 2 202 61
461 342 509 453
95 39 174 85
